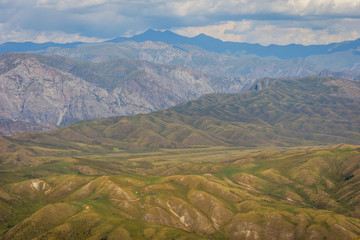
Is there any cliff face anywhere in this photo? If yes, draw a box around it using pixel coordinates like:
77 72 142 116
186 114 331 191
2 49 356 136
0 53 215 131
0 56 113 126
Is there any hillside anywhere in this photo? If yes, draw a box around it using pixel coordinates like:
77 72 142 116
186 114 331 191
1 76 360 239
5 76 358 159
0 53 225 134
1 145 360 239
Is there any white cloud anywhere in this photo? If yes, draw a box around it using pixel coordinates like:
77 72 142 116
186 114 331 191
286 0 360 15
158 0 360 17
175 22 236 39
1 0 360 44
33 31 107 43
0 24 106 43
174 18 360 45
35 0 110 10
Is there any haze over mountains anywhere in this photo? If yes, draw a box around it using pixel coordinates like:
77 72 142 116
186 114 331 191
0 30 359 135
1 76 359 166
1 0 360 236
42 41 325 80
2 29 360 60
31 29 360 80
2 29 360 78
1 27 360 239
107 29 360 59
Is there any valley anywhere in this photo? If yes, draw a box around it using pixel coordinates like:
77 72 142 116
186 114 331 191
0 75 359 239
0 29 360 239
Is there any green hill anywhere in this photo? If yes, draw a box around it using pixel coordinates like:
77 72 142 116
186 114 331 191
1 145 360 239
6 76 359 158
1 76 360 239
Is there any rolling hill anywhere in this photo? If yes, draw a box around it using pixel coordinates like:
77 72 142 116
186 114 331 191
4 76 358 156
0 144 360 239
0 76 360 239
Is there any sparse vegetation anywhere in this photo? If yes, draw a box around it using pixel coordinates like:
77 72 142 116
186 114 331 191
0 145 360 239
345 175 354 181
1 76 360 239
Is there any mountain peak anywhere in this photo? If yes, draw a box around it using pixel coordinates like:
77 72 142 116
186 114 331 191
102 30 360 59
142 28 164 34
193 33 213 39
138 28 161 36
145 28 156 33
140 29 180 38
126 29 190 44
191 33 223 47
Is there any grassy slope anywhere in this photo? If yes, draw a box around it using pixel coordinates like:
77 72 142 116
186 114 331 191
0 145 360 239
4 76 359 164
0 76 360 239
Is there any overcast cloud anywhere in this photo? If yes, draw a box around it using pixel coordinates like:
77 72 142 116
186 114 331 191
0 0 359 45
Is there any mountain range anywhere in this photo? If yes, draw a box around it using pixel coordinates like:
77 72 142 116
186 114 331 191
2 76 359 165
38 31 360 82
41 41 329 80
1 29 360 77
0 29 359 137
108 29 360 59
0 76 360 239
0 48 331 136
0 41 82 55
1 27 360 240
0 52 228 133
2 29 360 60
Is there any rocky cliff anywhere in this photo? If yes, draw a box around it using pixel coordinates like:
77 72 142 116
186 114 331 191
0 53 219 132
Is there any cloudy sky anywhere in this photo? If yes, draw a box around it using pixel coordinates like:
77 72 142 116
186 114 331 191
0 0 360 45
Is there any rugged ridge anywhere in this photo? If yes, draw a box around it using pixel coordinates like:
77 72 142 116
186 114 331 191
108 29 360 59
1 29 360 60
43 41 326 80
2 76 359 165
0 75 360 239
0 53 223 133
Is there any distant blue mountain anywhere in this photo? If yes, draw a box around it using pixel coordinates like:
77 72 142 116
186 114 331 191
108 29 360 59
0 42 82 54
1 29 360 60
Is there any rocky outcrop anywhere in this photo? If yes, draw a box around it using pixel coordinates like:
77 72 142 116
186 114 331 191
0 53 217 134
0 56 115 127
